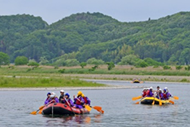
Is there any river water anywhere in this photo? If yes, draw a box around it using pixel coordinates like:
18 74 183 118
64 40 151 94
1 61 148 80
0 80 189 127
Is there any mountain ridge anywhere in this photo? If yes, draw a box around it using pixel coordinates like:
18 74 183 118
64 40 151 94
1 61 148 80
0 11 190 64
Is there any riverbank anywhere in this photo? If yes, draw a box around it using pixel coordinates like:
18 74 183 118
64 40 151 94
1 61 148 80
0 85 143 91
1 65 190 83
62 74 190 82
0 76 105 88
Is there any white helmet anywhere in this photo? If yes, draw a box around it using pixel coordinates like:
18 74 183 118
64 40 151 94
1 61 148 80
165 87 168 90
50 94 55 98
51 92 56 95
60 90 64 93
150 87 153 89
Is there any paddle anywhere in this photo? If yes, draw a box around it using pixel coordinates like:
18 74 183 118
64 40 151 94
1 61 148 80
135 101 139 104
65 98 75 115
30 106 44 115
152 99 155 105
169 100 174 104
132 96 142 101
85 105 104 114
159 99 162 106
173 96 179 100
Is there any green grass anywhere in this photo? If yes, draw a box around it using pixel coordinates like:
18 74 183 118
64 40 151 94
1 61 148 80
2 65 190 76
0 76 104 88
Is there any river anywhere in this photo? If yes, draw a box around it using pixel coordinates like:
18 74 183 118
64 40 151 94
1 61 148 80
0 80 189 127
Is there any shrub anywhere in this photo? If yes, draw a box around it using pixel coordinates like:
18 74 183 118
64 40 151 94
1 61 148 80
65 59 80 66
118 55 140 65
28 59 39 67
14 56 28 65
86 58 104 65
106 62 115 70
176 65 183 70
163 65 171 70
54 66 59 69
185 66 190 71
53 58 66 67
80 62 87 68
58 69 65 73
89 65 98 71
135 60 148 68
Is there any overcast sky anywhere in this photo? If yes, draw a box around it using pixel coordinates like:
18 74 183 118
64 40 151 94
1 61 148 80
0 0 190 24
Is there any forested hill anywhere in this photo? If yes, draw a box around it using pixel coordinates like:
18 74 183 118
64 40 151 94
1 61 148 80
1 12 190 65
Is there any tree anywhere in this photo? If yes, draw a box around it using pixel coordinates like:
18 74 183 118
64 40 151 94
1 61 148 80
118 55 140 65
53 58 66 67
39 56 49 65
28 59 39 67
135 60 148 68
14 56 28 65
65 59 80 66
80 62 87 68
106 62 115 70
0 52 10 66
86 58 104 65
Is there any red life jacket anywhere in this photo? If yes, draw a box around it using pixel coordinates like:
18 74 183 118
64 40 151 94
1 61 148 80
83 97 87 104
65 99 71 106
75 97 82 105
163 93 167 99
146 90 150 96
142 91 146 97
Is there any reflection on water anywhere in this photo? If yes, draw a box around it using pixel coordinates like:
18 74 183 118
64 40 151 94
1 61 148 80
44 114 102 126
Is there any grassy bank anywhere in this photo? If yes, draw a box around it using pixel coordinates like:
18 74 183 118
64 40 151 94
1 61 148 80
1 65 190 76
1 65 190 83
0 76 104 88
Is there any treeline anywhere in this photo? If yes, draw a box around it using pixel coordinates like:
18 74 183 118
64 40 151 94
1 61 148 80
1 12 190 65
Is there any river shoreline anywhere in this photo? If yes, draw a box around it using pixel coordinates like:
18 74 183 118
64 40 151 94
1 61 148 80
0 85 143 91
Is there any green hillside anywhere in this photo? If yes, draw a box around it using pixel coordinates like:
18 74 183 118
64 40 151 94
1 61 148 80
1 12 190 65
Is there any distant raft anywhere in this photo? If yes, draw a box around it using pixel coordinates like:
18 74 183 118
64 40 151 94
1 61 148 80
42 103 90 116
132 79 143 83
140 97 170 105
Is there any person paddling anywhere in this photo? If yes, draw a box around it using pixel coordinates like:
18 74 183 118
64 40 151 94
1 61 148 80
146 87 154 97
59 90 65 103
157 89 164 100
163 88 172 100
155 86 160 98
142 88 147 98
44 92 51 105
63 93 74 107
82 94 91 106
48 93 59 103
73 91 84 109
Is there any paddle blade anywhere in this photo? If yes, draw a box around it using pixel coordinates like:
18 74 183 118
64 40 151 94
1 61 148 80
38 109 43 114
159 100 162 106
135 101 139 104
30 111 37 115
93 106 102 111
97 109 104 114
85 105 92 112
152 100 155 105
173 96 179 100
132 96 142 101
100 110 104 114
169 100 174 105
